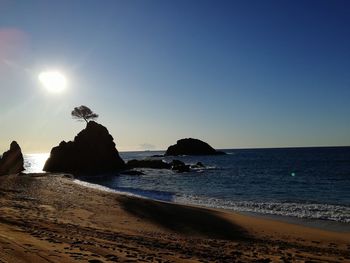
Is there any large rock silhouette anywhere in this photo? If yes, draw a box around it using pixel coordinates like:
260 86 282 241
44 121 125 174
0 141 24 175
165 138 225 156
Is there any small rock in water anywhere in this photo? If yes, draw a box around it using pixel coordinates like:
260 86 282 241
170 160 191 173
191 162 205 169
126 159 170 169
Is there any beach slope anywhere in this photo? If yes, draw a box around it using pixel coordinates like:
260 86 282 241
0 174 349 262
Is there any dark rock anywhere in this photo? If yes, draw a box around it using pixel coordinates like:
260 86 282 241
120 170 145 176
191 161 205 169
126 159 195 173
0 141 24 175
170 159 185 166
170 160 190 173
150 154 164 158
165 138 226 156
196 161 205 167
44 121 125 174
176 165 190 173
126 159 170 169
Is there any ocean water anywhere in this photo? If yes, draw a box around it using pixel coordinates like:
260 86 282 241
23 147 350 224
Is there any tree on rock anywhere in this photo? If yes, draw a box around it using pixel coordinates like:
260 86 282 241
71 105 98 123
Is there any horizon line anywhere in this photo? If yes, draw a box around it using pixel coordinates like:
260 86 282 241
22 144 350 155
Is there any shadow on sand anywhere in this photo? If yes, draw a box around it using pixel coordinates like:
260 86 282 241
119 196 250 240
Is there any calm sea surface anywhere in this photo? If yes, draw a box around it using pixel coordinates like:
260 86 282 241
23 147 350 223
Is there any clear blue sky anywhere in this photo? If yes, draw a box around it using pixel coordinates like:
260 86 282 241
0 0 349 153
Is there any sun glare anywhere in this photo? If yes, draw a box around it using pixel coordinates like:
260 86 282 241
38 71 67 93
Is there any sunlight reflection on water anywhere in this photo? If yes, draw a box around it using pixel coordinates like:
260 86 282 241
24 153 49 173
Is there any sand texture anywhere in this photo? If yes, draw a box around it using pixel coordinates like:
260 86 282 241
0 174 349 262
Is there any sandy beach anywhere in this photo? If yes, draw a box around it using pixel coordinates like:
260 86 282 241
0 173 349 263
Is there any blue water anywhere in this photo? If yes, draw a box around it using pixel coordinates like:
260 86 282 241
23 147 350 223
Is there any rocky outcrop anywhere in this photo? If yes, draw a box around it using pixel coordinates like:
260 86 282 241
165 138 225 156
44 121 125 174
190 162 205 169
126 159 193 173
127 159 170 169
0 141 24 175
169 160 190 173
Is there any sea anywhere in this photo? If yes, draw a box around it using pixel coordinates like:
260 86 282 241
23 147 350 228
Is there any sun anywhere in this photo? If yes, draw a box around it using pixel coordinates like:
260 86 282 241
38 70 67 93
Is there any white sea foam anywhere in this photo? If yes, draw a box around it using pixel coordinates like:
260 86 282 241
73 179 350 223
174 195 350 223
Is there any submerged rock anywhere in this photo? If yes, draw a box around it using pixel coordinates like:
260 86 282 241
165 138 225 156
44 121 125 174
126 159 170 169
0 141 24 175
126 159 192 173
190 161 205 169
196 161 205 167
170 160 190 173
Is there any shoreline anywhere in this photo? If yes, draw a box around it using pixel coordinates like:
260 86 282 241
0 173 349 262
73 175 350 233
239 211 350 233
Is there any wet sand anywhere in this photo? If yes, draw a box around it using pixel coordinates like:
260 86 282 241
0 173 349 262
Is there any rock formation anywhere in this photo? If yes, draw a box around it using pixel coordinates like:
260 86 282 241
127 159 171 169
126 159 192 173
169 160 190 173
0 141 24 175
165 138 225 156
44 121 125 174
